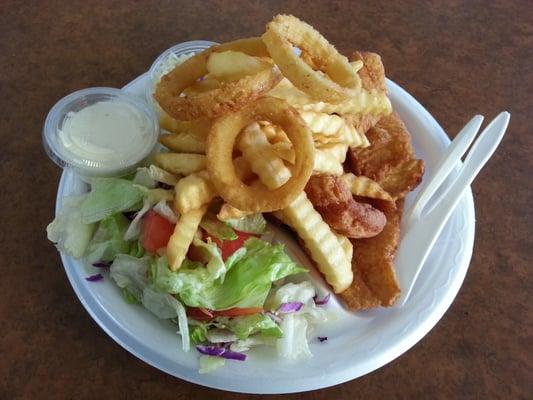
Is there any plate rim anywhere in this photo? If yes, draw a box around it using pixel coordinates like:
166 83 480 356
54 73 475 394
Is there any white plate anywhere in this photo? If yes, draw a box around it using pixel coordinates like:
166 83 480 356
55 73 475 394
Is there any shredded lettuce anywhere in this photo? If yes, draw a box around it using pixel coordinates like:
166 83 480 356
277 313 312 359
81 178 144 223
225 213 267 234
109 255 189 351
190 325 208 344
205 328 237 343
85 214 132 263
152 238 306 310
47 196 96 258
230 335 277 352
199 355 225 374
200 217 237 241
265 281 316 311
123 198 151 241
225 314 283 340
153 200 178 223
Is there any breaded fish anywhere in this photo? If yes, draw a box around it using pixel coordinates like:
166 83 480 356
305 174 386 239
349 113 424 200
346 200 402 307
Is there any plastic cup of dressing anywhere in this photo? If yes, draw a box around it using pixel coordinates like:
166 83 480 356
43 87 159 178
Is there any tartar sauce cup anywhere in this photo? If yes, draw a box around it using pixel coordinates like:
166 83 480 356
146 40 217 108
43 87 159 178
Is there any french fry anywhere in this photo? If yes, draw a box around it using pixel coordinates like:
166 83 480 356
314 150 344 175
238 122 291 189
267 78 311 107
312 131 345 145
341 122 370 149
280 192 353 293
159 114 211 137
174 170 217 214
316 143 348 163
341 173 393 201
207 50 272 82
147 188 174 203
334 232 353 263
167 206 207 271
259 121 290 144
159 133 206 154
299 111 346 137
154 153 206 175
271 141 295 164
268 70 391 116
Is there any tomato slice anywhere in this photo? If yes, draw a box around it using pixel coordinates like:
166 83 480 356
141 210 175 253
186 307 214 320
213 307 264 317
205 230 255 261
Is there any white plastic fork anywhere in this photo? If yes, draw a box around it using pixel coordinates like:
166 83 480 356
397 111 511 306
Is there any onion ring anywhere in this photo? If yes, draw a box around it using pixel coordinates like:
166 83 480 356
206 97 314 212
262 15 361 102
154 38 282 120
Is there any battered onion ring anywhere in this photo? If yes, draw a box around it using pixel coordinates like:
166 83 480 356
207 97 315 212
262 15 361 102
154 38 282 120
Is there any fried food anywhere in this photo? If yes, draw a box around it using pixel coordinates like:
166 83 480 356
207 50 273 82
316 142 348 163
299 111 347 137
313 150 344 175
305 174 386 238
262 15 360 101
270 141 295 164
159 132 206 154
217 203 254 221
206 96 314 213
349 112 424 199
174 170 217 214
238 122 292 189
351 51 387 92
341 173 393 202
167 205 207 271
280 192 353 293
154 37 281 120
341 200 402 308
159 114 211 137
153 153 206 175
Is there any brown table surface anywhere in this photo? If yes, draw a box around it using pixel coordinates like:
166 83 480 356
1 0 531 398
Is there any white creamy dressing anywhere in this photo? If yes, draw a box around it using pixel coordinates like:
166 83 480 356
58 100 152 171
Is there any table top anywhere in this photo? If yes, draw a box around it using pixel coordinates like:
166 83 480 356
1 0 531 398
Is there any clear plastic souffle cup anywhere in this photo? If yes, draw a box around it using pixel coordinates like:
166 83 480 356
146 40 217 108
43 87 159 179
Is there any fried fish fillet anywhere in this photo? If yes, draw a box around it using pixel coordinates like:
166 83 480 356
349 113 425 200
341 52 390 136
305 174 386 239
340 199 402 308
352 51 387 92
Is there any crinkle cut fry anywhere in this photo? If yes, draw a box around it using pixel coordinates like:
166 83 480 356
341 200 402 308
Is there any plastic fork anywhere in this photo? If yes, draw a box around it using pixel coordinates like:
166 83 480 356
397 111 511 306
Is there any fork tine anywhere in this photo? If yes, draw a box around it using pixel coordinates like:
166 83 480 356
403 115 484 230
398 111 510 306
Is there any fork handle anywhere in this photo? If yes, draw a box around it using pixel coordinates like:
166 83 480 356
397 111 510 305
